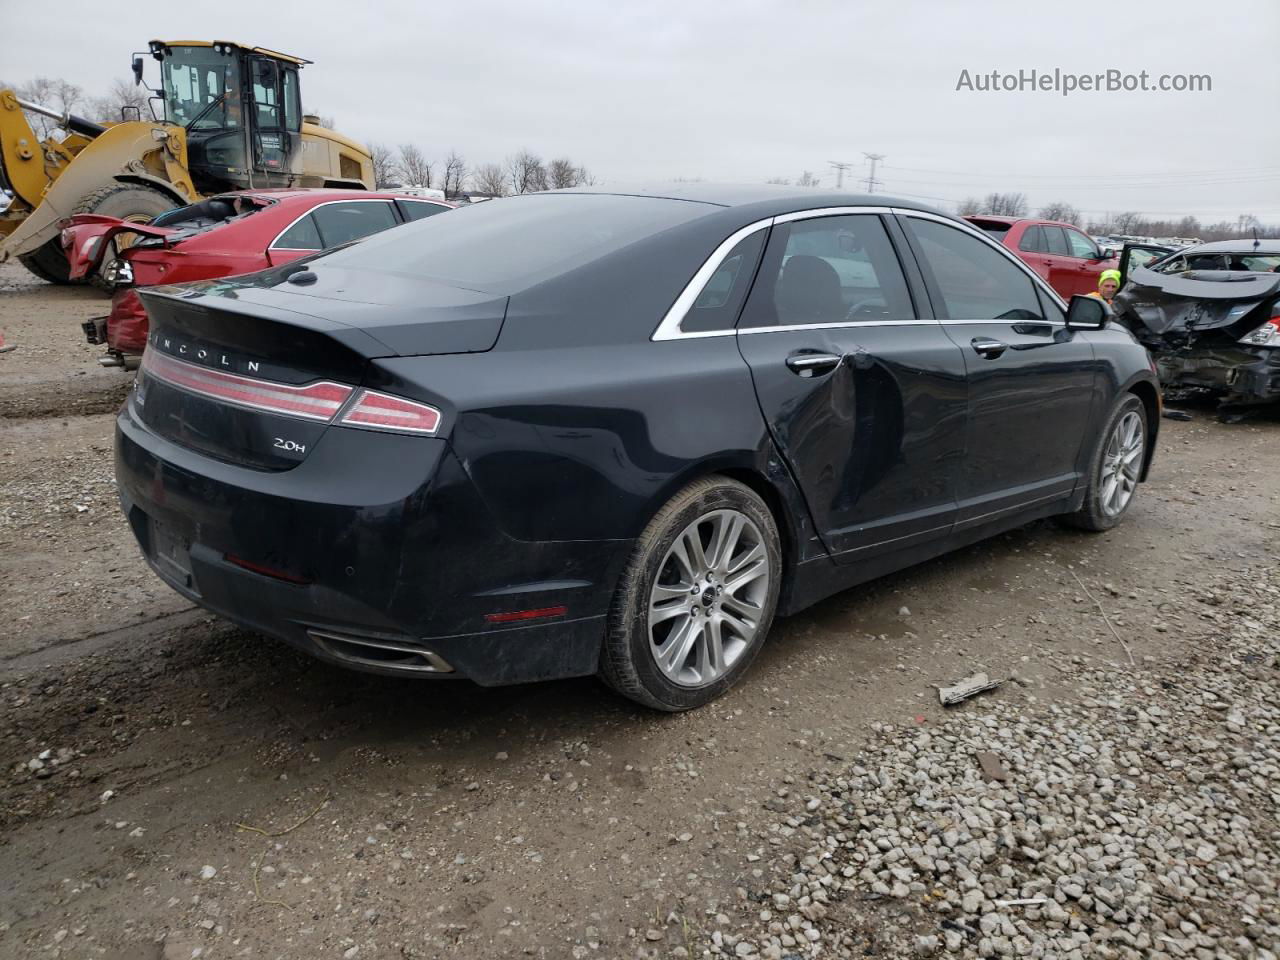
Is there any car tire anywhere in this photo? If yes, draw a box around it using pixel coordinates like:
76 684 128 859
599 476 781 711
1057 393 1148 532
18 237 74 285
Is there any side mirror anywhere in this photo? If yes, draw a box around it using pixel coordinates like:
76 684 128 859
1066 294 1111 331
132 55 145 86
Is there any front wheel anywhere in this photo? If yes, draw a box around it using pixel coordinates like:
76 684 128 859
1058 394 1148 531
599 476 781 711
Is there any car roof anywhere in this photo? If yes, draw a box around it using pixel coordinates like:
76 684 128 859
217 188 451 204
554 182 951 218
1178 239 1280 255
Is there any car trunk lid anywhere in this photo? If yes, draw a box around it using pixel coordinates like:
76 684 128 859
1120 266 1280 335
135 274 506 470
61 215 178 280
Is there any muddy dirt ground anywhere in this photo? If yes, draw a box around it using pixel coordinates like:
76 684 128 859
1 261 1277 959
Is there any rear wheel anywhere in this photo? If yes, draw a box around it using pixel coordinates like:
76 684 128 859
599 476 781 711
73 184 177 289
1058 394 1148 532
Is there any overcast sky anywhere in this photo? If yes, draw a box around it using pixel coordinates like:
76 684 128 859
10 0 1280 224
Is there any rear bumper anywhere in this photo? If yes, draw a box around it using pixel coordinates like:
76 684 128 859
115 402 624 685
1155 346 1280 403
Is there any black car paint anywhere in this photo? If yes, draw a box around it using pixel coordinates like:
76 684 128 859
1113 242 1280 405
116 188 1160 686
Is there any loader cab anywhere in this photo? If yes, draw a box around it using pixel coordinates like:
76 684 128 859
150 40 305 194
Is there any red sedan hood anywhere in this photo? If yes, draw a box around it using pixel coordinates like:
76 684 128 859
60 215 178 280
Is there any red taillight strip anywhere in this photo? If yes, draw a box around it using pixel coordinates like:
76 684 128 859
142 348 353 422
339 389 442 434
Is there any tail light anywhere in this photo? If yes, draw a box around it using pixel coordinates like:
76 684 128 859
339 389 441 434
141 348 442 435
1239 311 1280 347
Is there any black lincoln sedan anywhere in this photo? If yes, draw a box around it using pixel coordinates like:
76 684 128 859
116 185 1159 710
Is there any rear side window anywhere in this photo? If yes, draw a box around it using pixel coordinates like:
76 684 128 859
1018 225 1045 253
311 201 397 246
739 214 914 328
905 218 1043 321
318 193 709 292
398 199 449 222
679 230 766 333
273 213 323 250
1042 226 1070 256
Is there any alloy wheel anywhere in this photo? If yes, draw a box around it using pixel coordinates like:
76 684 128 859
647 509 771 687
1099 410 1144 517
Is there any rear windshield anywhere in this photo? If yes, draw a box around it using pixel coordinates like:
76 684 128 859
966 219 1011 240
317 193 712 292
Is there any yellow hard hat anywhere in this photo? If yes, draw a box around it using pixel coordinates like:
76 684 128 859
1099 269 1122 287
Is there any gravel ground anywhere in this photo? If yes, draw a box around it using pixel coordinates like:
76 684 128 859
704 568 1280 960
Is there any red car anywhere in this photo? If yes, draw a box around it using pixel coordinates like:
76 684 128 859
964 216 1115 299
62 189 454 365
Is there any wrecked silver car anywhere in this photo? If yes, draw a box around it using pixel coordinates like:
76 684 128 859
1113 240 1280 408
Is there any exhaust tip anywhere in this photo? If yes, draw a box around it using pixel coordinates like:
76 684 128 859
306 629 454 674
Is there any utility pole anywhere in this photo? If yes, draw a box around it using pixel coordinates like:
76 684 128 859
862 152 885 193
828 160 853 190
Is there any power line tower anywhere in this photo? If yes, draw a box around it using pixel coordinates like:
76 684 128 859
828 160 853 189
862 153 885 193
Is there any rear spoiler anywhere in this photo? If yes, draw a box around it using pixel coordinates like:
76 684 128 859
60 214 177 280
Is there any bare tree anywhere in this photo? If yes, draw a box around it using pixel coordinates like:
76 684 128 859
982 192 1028 217
472 163 508 197
574 165 596 186
506 149 548 194
1111 211 1143 235
88 78 151 123
796 171 820 188
368 142 398 188
766 176 791 185
442 150 467 197
397 143 434 188
957 197 984 216
547 157 582 189
10 76 85 139
1037 201 1081 225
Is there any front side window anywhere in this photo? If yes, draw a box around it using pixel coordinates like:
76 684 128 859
311 201 398 246
1065 229 1099 260
739 215 914 328
282 68 301 132
680 230 766 333
905 218 1043 321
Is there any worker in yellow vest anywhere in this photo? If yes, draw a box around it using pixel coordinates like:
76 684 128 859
1088 269 1122 305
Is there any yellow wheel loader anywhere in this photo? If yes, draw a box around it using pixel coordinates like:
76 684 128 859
0 40 374 284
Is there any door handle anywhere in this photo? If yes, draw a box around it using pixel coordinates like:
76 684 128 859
970 337 1008 359
785 353 844 377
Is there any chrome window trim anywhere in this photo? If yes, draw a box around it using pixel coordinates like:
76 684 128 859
651 219 774 341
892 207 1070 313
652 205 902 342
651 205 1069 343
269 198 398 252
